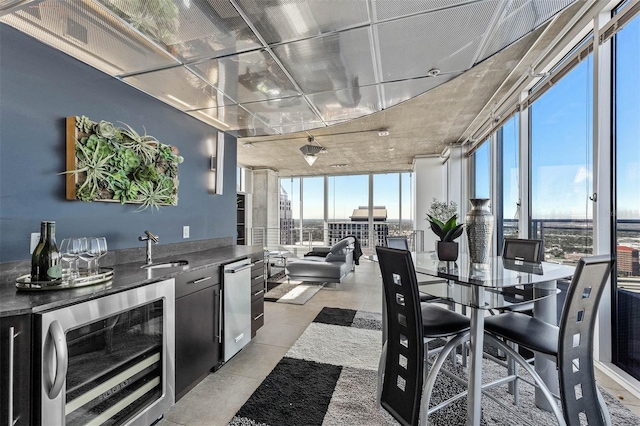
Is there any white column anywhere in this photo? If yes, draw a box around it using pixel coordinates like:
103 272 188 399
414 155 446 251
518 95 530 239
252 169 280 248
324 175 329 246
594 11 613 363
447 145 469 254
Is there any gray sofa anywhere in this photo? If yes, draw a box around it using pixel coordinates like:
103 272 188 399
286 237 356 283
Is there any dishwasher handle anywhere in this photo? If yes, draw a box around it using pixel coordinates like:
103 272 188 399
224 264 252 274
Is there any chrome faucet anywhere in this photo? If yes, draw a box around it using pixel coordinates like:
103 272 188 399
139 230 159 265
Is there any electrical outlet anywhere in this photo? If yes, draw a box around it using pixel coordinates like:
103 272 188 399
30 233 40 254
183 226 190 239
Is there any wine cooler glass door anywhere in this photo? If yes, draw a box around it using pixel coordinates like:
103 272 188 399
38 279 175 426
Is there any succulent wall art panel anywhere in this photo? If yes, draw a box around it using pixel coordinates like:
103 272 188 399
64 116 183 211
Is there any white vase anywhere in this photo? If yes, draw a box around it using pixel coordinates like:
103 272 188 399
465 198 494 263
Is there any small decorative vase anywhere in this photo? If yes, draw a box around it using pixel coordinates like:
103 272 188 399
465 198 494 263
436 241 459 261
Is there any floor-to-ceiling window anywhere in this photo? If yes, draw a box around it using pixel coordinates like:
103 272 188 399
281 177 300 245
473 139 491 199
614 10 640 380
530 51 593 263
328 174 370 248
374 173 399 246
498 114 520 249
302 177 324 245
401 172 414 242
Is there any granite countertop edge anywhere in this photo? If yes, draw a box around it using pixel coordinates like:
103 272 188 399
0 245 263 317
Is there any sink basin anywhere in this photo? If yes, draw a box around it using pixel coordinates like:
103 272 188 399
142 260 189 269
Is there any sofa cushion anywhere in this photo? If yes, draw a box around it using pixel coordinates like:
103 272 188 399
330 237 355 255
286 259 351 280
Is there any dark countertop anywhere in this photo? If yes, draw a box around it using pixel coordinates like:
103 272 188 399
0 245 263 317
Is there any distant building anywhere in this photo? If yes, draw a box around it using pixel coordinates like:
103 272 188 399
329 206 389 247
280 185 294 244
350 206 388 222
618 245 640 276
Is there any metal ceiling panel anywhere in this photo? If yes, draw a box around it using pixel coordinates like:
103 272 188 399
480 0 575 60
376 0 501 81
0 0 178 75
308 84 381 122
123 66 233 111
189 49 299 104
373 0 476 21
94 0 261 62
188 104 268 133
234 0 370 44
272 27 376 94
381 73 462 107
240 97 322 130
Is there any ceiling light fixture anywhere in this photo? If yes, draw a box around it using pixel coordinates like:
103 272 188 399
243 143 254 148
378 130 390 136
299 136 326 166
331 164 348 168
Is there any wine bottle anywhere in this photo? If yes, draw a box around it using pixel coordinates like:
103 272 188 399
30 221 61 281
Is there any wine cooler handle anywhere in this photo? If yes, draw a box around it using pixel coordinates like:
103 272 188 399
48 320 68 399
8 326 15 425
218 288 223 344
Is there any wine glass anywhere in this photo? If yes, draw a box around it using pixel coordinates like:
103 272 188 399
95 237 108 273
60 238 80 280
86 238 102 275
77 237 95 276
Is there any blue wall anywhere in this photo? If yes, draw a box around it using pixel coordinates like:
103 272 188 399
0 24 237 262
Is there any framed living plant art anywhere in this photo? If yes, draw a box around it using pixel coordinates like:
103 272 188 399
64 116 183 211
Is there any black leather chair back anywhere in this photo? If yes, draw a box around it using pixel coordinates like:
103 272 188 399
376 246 424 426
502 238 544 262
387 236 410 251
558 255 613 426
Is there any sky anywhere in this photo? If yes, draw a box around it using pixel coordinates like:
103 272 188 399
476 16 639 221
281 16 640 223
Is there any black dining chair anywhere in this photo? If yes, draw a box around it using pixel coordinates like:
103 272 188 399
497 238 545 315
387 236 410 250
383 236 444 303
502 237 544 262
376 246 470 426
483 254 614 425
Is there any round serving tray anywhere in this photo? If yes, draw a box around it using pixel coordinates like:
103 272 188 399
16 267 114 291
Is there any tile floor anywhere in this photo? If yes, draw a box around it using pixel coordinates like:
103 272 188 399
160 259 640 426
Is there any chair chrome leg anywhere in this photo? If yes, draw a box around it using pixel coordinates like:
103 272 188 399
484 334 567 426
596 386 612 426
507 341 520 406
419 332 470 426
377 341 387 409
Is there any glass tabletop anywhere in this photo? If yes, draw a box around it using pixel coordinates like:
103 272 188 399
418 280 561 310
413 252 575 289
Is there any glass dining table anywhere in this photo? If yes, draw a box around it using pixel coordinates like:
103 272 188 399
412 252 576 426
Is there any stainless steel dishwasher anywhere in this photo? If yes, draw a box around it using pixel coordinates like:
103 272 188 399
222 259 252 362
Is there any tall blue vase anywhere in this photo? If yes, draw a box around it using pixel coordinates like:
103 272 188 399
465 198 494 263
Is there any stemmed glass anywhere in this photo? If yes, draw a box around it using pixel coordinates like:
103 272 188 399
95 237 108 273
60 238 80 281
78 237 98 276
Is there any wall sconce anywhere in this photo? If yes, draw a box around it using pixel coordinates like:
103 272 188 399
210 132 225 195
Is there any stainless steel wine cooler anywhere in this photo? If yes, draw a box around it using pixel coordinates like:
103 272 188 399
35 279 175 426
